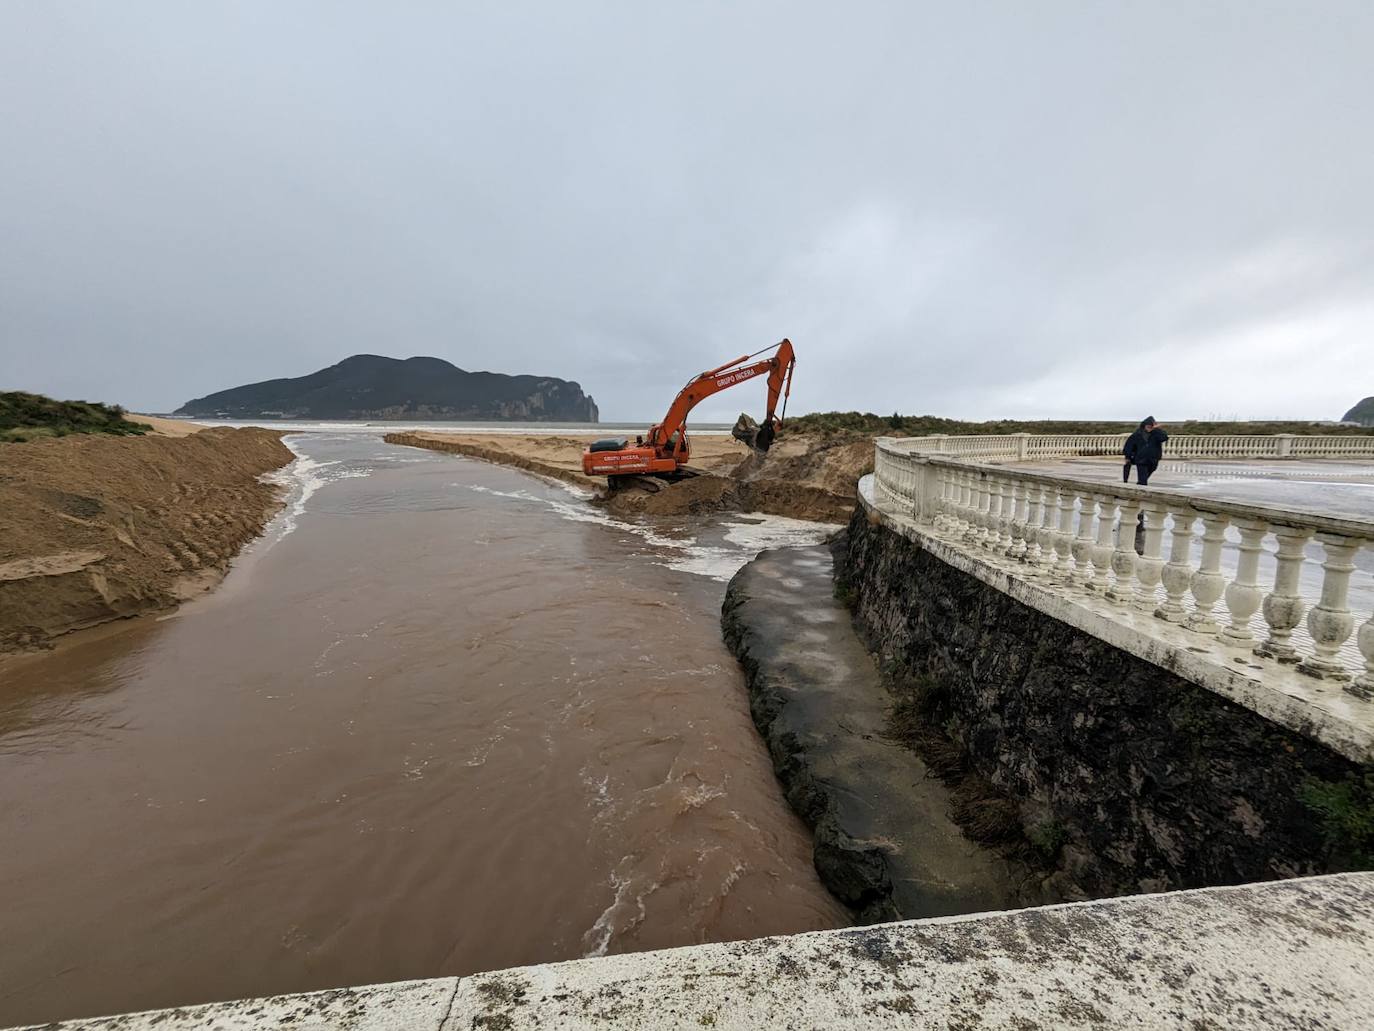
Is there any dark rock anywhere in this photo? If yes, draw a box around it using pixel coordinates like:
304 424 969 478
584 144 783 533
731 413 760 449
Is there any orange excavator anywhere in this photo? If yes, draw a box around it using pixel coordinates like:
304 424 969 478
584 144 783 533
582 338 796 479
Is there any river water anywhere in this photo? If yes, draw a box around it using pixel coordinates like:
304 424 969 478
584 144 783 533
0 434 848 1026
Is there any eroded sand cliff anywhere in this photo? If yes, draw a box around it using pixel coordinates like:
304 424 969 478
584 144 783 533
1 427 293 652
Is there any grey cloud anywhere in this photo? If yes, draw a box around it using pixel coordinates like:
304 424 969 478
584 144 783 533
2 2 1372 422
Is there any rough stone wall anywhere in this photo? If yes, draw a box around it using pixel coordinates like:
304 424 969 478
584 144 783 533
841 509 1368 898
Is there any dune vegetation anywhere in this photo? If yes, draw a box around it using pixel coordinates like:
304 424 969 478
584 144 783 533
0 391 153 442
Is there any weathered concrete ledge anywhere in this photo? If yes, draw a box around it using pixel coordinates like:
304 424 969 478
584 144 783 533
721 542 1034 921
21 873 1374 1029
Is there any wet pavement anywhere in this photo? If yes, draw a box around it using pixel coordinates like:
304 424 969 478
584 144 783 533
1018 457 1374 522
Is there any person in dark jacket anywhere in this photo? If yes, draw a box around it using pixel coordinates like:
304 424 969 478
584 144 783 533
1123 416 1168 485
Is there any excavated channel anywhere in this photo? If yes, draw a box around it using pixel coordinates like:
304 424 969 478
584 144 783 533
722 540 1031 921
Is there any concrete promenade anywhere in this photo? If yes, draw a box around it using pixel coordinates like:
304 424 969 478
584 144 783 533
20 873 1373 1030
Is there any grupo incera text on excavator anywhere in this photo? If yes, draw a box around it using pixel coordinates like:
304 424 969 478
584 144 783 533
581 339 796 480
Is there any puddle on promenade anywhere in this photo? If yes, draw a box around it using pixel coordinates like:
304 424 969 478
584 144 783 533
0 434 847 1026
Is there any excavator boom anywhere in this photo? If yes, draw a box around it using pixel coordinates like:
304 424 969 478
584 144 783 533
582 339 796 478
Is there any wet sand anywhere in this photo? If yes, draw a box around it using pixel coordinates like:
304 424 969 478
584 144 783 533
0 433 847 1026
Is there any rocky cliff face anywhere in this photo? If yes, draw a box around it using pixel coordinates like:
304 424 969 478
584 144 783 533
177 354 599 422
1343 397 1374 426
840 509 1367 898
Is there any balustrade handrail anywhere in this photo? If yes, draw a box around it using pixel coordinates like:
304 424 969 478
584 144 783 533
887 432 1374 463
873 439 1374 540
870 436 1374 696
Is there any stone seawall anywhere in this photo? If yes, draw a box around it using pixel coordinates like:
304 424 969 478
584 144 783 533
840 507 1370 899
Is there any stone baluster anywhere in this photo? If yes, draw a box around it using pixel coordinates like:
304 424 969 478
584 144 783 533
983 477 1002 551
1220 518 1269 645
1133 503 1166 612
1086 495 1118 592
1255 526 1314 663
1053 488 1076 581
1351 611 1374 700
1155 507 1196 622
963 471 979 538
1070 493 1097 584
943 468 964 535
963 475 985 545
1106 497 1141 605
978 475 1000 549
988 479 1009 551
1029 486 1052 571
1022 486 1044 565
1185 513 1231 633
931 467 950 532
1001 478 1020 555
956 470 974 537
1004 481 1025 557
1296 534 1362 681
941 469 960 536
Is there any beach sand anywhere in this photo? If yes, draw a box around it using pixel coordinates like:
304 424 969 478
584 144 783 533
129 413 205 436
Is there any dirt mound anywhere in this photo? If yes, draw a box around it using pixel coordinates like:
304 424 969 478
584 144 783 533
601 472 852 523
728 435 874 494
0 428 292 653
604 474 744 517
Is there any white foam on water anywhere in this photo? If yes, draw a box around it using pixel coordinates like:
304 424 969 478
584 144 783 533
462 483 839 581
261 438 374 541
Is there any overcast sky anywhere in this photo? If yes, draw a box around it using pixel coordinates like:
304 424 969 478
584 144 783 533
3 2 1372 423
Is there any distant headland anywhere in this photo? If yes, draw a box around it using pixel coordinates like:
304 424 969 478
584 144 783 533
175 354 599 422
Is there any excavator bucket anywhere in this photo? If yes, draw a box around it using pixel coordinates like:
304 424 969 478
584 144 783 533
732 413 777 453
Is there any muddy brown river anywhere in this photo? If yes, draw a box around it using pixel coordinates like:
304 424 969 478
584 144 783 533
0 434 848 1026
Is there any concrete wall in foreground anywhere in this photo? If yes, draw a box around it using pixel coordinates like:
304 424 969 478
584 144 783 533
22 874 1374 1030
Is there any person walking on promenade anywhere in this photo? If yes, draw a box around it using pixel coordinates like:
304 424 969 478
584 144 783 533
1123 416 1168 485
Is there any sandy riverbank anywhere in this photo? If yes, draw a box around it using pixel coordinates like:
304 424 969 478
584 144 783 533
0 427 293 653
385 430 873 523
129 413 206 436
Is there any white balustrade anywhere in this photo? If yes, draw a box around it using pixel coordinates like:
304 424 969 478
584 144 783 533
1134 504 1166 612
1220 519 1268 645
886 432 1374 464
865 440 1374 686
1354 616 1374 700
1070 497 1097 584
1297 535 1362 681
1255 526 1313 663
1053 489 1076 582
1186 515 1230 634
1106 499 1141 606
1087 496 1117 592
